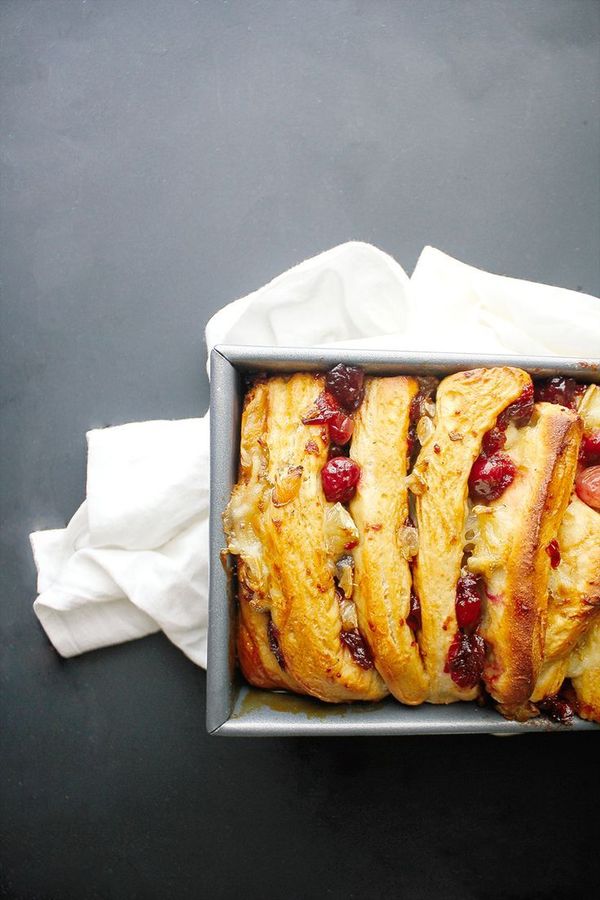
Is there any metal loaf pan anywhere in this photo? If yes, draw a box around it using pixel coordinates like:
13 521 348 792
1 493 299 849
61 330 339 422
207 345 600 736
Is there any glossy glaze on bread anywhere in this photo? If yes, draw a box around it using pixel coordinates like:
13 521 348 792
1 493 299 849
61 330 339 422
224 366 600 724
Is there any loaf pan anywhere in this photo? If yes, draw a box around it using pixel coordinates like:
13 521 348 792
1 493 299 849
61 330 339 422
207 345 600 736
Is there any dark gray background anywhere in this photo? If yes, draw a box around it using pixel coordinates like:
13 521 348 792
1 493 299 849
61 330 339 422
1 2 599 898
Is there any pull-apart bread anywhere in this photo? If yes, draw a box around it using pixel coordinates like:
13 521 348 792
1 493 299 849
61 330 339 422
224 374 386 702
224 364 600 724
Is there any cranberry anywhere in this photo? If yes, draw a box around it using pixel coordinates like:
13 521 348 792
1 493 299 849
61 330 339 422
328 412 354 445
575 466 600 510
481 426 506 456
325 364 365 412
303 391 356 447
445 630 486 689
534 377 582 410
538 694 574 725
407 588 422 632
580 430 600 467
340 628 374 669
455 573 482 631
546 539 561 569
497 384 534 428
302 391 341 425
267 617 285 669
321 457 361 503
468 452 516 502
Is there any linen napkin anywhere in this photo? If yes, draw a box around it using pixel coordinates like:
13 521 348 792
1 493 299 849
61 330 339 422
30 242 600 667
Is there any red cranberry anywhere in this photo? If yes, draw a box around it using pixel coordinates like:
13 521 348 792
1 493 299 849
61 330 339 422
328 412 354 445
340 628 374 669
576 466 600 510
468 452 516 502
546 539 561 569
538 694 574 725
325 364 365 412
407 588 422 632
321 457 361 503
267 617 285 669
534 377 582 410
302 391 341 425
481 426 506 456
497 384 534 428
455 573 482 631
445 630 485 689
580 430 600 467
303 391 356 447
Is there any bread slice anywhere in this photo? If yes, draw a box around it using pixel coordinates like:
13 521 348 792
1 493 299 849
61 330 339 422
469 403 581 714
225 374 387 703
350 376 428 704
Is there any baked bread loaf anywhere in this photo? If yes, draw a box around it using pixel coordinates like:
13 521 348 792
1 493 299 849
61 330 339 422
224 364 600 724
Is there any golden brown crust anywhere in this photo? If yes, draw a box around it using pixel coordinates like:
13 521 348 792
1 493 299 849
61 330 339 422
225 374 387 703
530 658 569 704
471 403 582 711
226 382 305 693
350 376 428 704
411 366 531 703
262 375 387 702
225 367 597 724
236 564 303 692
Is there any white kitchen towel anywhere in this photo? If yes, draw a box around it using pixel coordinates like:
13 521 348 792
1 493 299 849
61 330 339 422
31 242 600 667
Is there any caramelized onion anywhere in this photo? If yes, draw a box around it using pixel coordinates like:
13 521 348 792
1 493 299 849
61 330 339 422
338 596 359 630
406 470 427 496
335 555 354 598
324 503 359 558
272 465 304 507
416 415 435 445
398 523 419 559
